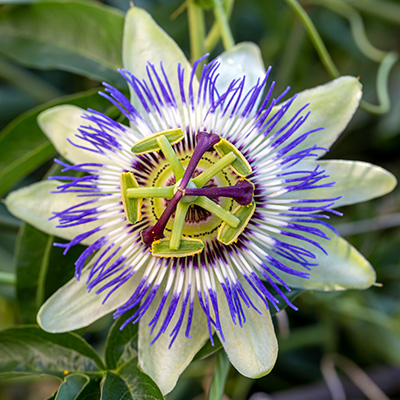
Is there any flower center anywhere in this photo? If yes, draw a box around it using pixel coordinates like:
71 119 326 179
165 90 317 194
120 129 256 257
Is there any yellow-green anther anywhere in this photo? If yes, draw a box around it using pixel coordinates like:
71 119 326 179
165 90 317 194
192 151 237 188
194 196 239 227
214 138 252 177
152 238 204 258
131 128 184 154
120 172 142 224
156 135 185 180
218 201 256 245
170 202 190 250
127 186 174 199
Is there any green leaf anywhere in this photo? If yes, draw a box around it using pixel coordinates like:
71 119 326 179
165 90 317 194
101 372 132 400
0 0 125 85
55 373 90 400
0 88 110 196
75 377 101 400
15 224 53 323
100 358 164 400
15 223 84 324
208 352 230 400
0 326 105 378
105 316 138 370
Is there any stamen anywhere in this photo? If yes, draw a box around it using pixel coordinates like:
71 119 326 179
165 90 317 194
130 128 184 154
120 172 142 224
141 189 183 246
152 238 204 258
192 152 237 188
193 197 240 228
127 186 174 199
156 135 184 180
218 202 256 245
214 138 252 177
170 203 190 250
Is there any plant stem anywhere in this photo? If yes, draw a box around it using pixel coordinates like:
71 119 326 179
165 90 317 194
345 0 400 25
187 0 206 73
360 52 399 115
285 0 398 115
212 0 235 50
303 0 386 62
206 0 234 52
283 0 340 79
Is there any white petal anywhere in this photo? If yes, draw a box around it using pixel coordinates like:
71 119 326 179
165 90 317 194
271 230 376 290
38 264 145 332
138 294 209 394
215 42 265 99
5 180 105 244
38 105 119 166
216 278 278 378
280 160 397 207
123 7 197 105
269 76 362 156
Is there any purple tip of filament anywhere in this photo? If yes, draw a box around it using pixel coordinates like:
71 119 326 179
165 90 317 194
179 131 220 188
185 179 254 206
140 190 184 247
140 227 164 248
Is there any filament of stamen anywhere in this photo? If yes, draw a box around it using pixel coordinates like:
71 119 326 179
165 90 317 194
156 135 185 180
179 132 221 188
192 152 237 188
127 186 175 198
170 203 191 250
141 190 183 246
194 197 239 227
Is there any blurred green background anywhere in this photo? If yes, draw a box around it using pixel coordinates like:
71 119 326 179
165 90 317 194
0 0 399 399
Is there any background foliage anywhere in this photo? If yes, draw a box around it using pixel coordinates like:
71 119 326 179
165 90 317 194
0 0 399 399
